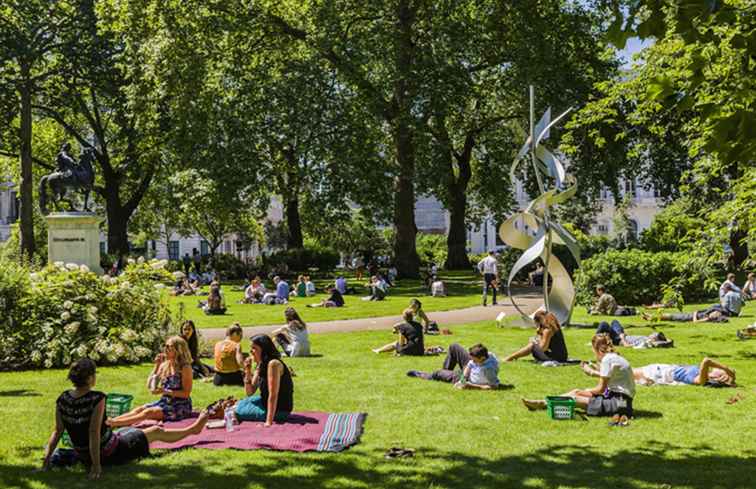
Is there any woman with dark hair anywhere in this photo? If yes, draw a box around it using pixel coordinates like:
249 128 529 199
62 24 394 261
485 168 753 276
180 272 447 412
503 311 568 363
271 308 311 356
42 359 209 479
233 335 294 426
180 320 213 378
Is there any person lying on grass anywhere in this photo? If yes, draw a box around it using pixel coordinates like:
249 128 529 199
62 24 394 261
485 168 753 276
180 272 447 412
271 307 311 357
504 311 568 363
108 336 194 428
737 324 756 340
407 343 500 390
522 333 635 418
307 286 344 308
42 358 209 479
595 319 673 348
234 335 294 426
641 309 728 323
631 357 736 387
373 309 425 355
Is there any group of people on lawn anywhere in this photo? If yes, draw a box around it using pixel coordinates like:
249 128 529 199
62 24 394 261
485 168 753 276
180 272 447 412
42 266 748 479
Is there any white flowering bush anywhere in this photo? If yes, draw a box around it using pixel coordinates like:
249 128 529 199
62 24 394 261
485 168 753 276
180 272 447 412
0 258 174 370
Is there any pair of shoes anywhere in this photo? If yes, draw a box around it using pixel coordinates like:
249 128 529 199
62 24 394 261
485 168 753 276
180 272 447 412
384 447 415 459
736 330 749 340
608 414 629 427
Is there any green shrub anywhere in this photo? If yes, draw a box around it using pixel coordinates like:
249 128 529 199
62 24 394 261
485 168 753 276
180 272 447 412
416 233 447 267
266 245 340 272
0 259 173 370
574 249 717 307
209 253 250 279
639 199 705 252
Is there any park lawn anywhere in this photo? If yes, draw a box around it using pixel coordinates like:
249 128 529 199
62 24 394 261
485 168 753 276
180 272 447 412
169 272 484 329
1 301 755 489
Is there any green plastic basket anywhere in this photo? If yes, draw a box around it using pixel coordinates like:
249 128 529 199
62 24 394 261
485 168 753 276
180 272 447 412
546 396 575 420
61 393 134 447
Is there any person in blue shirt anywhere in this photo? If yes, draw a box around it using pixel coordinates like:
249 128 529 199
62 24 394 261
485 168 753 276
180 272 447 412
274 276 290 301
407 343 500 390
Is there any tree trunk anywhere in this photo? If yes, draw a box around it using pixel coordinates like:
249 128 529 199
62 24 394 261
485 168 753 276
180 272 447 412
445 185 470 269
285 194 303 249
390 0 420 278
729 228 749 270
104 185 129 257
18 72 35 257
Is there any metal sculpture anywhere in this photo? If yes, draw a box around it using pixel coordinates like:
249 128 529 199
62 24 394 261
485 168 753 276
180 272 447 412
499 86 580 325
39 143 96 215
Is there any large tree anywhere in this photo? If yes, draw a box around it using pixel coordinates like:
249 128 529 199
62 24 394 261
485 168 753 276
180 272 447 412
0 1 74 257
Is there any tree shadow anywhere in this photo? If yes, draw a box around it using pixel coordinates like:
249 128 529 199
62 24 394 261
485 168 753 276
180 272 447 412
0 389 41 397
4 441 751 489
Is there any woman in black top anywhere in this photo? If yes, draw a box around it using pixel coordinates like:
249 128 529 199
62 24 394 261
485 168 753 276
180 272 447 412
42 359 209 479
180 320 214 378
503 310 569 363
371 310 425 355
233 335 294 425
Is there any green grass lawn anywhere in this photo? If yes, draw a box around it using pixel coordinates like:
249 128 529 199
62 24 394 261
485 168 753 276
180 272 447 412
170 272 484 329
2 301 755 489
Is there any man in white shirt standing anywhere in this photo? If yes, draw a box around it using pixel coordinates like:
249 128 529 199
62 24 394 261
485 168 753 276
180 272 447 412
477 251 498 306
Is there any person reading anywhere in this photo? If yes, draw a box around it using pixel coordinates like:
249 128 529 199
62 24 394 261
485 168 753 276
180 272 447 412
407 343 500 390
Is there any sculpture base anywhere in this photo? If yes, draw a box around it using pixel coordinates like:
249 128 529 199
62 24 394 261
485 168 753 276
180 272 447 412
46 212 103 275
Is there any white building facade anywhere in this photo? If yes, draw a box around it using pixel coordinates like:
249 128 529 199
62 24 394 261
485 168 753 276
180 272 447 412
0 179 661 259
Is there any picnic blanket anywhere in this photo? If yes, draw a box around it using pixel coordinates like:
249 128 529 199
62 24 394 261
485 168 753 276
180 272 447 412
149 412 366 453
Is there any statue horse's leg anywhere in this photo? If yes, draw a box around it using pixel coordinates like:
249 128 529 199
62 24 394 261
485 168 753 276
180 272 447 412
82 188 90 212
38 176 49 214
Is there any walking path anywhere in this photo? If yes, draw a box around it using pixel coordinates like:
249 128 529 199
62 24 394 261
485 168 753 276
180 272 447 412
201 294 542 341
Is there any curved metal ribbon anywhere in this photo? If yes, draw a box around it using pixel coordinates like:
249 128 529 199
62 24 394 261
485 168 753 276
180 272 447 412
499 105 580 326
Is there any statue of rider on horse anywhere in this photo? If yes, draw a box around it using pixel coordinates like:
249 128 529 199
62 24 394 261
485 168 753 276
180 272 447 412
39 142 96 215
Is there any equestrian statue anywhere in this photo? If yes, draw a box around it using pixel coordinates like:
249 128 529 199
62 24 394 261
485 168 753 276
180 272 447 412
39 142 96 215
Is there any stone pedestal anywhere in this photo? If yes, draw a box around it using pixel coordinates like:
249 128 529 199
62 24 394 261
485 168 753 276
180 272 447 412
46 212 103 274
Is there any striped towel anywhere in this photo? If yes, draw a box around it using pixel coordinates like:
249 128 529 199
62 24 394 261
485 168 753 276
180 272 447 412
317 413 367 452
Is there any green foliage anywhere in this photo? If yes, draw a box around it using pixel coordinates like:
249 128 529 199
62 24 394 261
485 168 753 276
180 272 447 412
306 211 390 260
209 253 252 281
265 246 340 273
574 249 717 307
416 233 447 267
0 259 172 370
639 199 706 252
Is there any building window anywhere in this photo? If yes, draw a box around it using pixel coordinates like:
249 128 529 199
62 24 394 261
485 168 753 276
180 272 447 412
495 222 505 246
597 223 609 235
200 240 209 256
624 178 637 198
168 241 180 261
482 220 488 250
100 242 107 255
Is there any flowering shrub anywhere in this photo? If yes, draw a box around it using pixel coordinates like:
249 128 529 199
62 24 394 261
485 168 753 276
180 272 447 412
0 259 174 370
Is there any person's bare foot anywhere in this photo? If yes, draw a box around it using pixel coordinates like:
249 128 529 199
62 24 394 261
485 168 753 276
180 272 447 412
189 410 210 434
521 398 546 411
372 348 381 354
641 312 652 321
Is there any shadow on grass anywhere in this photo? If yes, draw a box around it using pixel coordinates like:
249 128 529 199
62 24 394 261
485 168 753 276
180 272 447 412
0 389 41 397
4 442 752 489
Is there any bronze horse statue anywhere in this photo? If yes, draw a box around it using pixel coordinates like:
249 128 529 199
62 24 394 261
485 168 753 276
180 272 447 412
39 143 96 215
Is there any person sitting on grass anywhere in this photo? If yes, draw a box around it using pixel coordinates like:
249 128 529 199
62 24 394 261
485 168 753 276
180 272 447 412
363 275 388 301
335 275 357 295
180 320 214 378
685 282 744 319
212 323 245 386
430 276 447 297
407 343 500 390
742 272 756 300
242 276 266 304
595 319 673 348
522 333 635 420
407 298 440 334
235 335 294 426
295 275 307 298
262 276 289 305
719 273 742 298
108 337 194 428
641 309 728 323
504 310 568 363
372 310 424 355
271 307 311 357
203 281 226 315
590 285 635 316
307 286 345 308
305 275 317 296
41 359 210 479
632 357 736 387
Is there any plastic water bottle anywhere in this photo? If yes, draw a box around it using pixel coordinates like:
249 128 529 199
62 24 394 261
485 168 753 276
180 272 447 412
224 407 235 432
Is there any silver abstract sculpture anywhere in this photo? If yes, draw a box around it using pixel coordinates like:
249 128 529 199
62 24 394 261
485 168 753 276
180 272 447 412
499 86 581 325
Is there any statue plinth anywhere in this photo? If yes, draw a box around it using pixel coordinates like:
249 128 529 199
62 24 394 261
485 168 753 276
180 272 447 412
46 212 103 275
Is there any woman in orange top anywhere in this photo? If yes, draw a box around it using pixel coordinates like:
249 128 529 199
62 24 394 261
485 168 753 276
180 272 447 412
213 323 245 386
